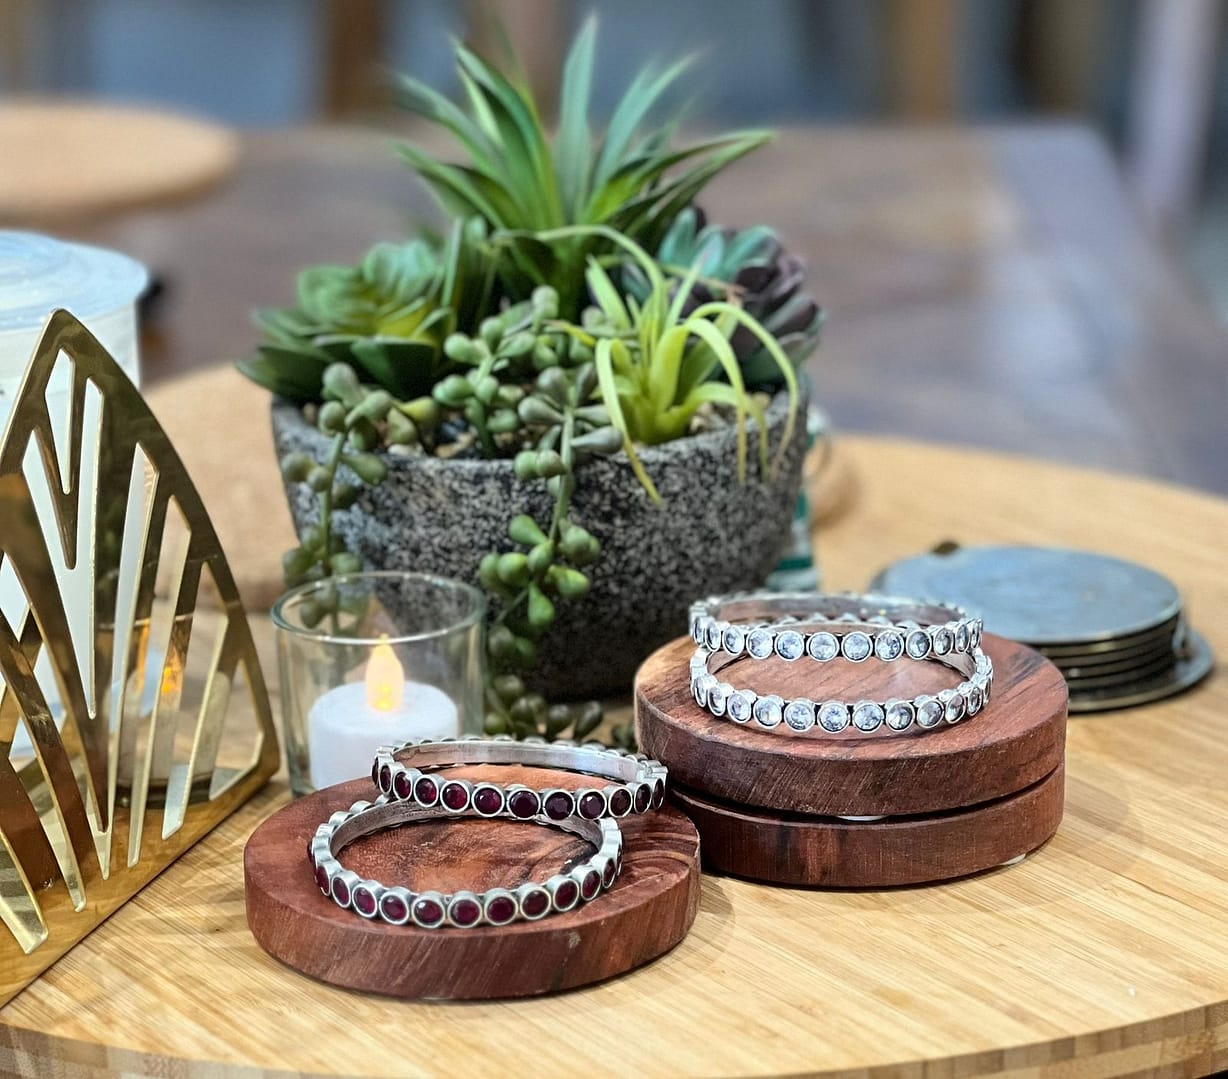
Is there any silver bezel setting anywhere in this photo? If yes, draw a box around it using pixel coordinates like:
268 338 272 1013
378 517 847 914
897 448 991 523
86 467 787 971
819 700 851 733
842 631 873 662
939 687 967 724
374 736 667 821
728 689 755 723
752 694 785 729
783 698 816 732
311 796 622 928
746 628 774 659
852 700 885 732
884 699 915 731
722 624 746 655
689 642 993 737
905 629 932 659
874 630 905 661
774 630 805 661
915 695 943 728
807 631 840 661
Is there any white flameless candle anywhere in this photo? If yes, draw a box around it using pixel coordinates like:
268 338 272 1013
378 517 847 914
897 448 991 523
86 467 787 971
307 638 459 789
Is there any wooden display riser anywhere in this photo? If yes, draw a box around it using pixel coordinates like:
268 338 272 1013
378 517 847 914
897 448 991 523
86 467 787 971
637 633 1067 886
672 765 1064 887
244 768 700 999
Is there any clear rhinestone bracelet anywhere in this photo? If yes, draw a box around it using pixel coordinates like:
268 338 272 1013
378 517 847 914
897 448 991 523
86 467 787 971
688 641 994 734
689 591 982 663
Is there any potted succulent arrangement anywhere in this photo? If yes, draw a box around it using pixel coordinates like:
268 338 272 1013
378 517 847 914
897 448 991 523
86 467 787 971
240 20 822 745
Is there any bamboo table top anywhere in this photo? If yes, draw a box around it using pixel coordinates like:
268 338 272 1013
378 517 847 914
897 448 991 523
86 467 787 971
1 430 1226 1078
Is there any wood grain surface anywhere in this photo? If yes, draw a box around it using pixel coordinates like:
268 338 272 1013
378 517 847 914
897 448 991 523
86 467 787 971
672 764 1065 887
245 776 700 999
636 633 1068 816
2 437 1228 1077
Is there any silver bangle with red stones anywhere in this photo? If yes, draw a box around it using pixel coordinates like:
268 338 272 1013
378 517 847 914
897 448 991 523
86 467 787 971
371 735 668 820
689 591 982 663
309 795 622 929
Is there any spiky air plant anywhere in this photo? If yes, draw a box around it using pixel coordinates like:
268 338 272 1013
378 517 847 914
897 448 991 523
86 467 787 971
395 17 769 316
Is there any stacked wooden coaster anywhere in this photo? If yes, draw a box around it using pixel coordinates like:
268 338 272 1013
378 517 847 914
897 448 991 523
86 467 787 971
871 546 1214 712
636 603 1067 887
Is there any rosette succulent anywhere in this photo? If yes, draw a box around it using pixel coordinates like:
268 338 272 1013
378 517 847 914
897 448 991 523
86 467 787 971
624 208 823 387
239 218 496 402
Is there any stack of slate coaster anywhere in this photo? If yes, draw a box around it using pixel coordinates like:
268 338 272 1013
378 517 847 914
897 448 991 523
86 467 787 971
871 546 1213 712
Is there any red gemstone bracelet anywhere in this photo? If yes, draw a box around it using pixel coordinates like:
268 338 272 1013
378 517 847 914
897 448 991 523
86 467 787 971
309 795 622 929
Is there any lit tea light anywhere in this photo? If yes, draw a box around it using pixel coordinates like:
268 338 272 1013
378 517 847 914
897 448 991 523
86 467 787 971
306 636 459 790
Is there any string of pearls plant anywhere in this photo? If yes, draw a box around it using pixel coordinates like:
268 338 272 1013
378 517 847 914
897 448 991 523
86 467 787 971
279 287 630 745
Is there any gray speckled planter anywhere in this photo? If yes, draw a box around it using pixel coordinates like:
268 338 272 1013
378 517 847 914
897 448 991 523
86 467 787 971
272 387 808 699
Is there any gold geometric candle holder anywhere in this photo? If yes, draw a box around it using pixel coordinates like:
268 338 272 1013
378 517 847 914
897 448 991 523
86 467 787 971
0 310 278 1004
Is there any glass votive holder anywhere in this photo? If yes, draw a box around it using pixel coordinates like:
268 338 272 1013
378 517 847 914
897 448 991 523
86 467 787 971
272 571 486 796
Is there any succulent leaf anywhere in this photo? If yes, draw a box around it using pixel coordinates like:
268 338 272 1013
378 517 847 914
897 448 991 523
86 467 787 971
625 208 822 387
394 20 768 316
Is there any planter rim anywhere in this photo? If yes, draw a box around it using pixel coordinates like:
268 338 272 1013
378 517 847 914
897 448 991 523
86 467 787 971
273 386 800 471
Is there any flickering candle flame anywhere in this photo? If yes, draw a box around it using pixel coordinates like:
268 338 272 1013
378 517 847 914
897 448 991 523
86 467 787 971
365 639 405 713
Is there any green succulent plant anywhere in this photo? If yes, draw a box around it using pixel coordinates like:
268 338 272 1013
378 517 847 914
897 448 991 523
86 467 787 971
276 288 634 746
396 16 769 315
248 20 815 754
239 218 497 402
541 226 800 500
626 208 823 387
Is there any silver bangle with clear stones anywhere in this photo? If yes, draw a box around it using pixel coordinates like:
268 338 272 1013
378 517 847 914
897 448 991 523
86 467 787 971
688 645 994 735
372 735 667 820
689 591 982 663
309 795 622 929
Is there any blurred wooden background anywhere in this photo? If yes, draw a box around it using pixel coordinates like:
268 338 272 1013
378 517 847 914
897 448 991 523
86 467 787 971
2 1 1227 498
2 0 1227 235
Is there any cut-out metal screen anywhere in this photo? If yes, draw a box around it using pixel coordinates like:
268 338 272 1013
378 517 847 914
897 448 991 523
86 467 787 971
0 310 278 1003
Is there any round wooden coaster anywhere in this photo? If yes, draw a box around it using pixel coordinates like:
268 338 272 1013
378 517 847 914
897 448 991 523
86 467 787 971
244 770 700 1000
671 764 1064 887
635 633 1067 817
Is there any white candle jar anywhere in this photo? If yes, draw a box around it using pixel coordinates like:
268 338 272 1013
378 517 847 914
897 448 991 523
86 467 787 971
0 230 146 401
272 571 486 796
0 231 150 770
